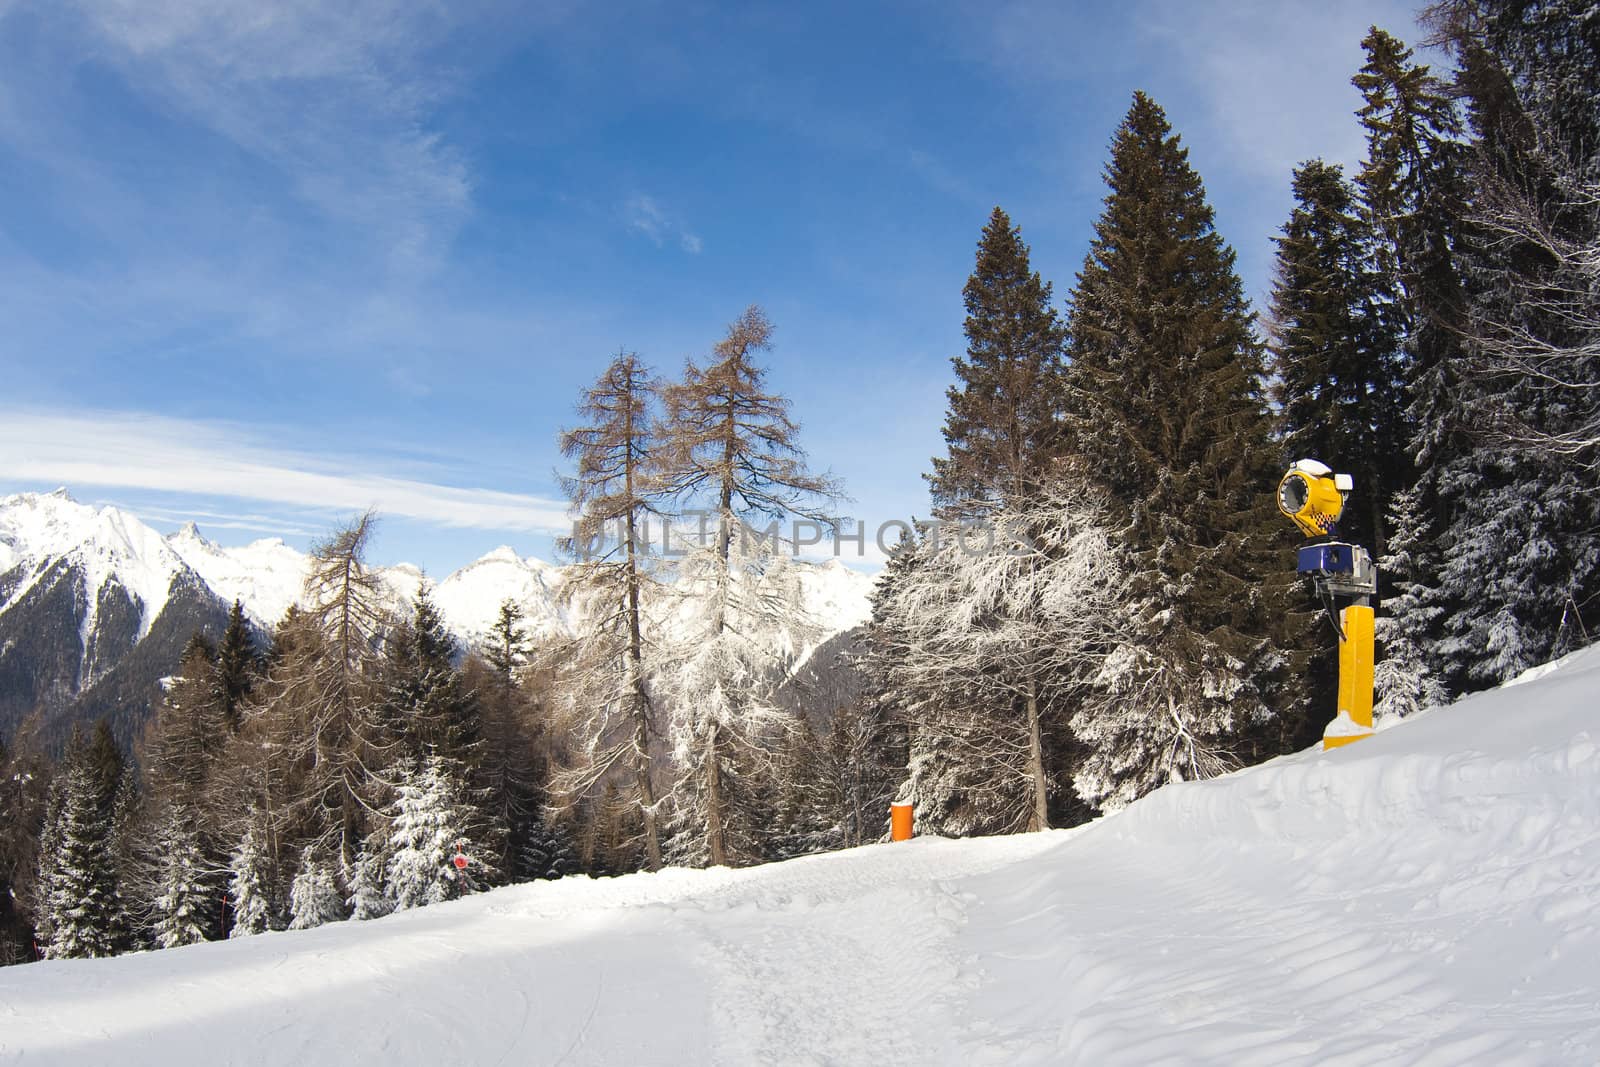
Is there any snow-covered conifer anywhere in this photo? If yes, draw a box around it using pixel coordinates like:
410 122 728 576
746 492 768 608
877 492 1121 832
386 758 488 909
1374 487 1453 720
287 847 345 930
44 731 128 958
149 807 214 948
227 816 278 937
348 843 394 921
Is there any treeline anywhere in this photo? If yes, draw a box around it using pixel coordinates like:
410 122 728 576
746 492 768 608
0 306 879 963
1 536 572 963
874 0 1598 836
1 0 1594 966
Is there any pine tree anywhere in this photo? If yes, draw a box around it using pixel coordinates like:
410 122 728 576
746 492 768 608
1351 26 1479 692
145 633 230 804
385 757 488 909
655 307 843 867
1269 158 1409 554
216 599 259 732
554 351 668 870
877 493 1122 831
1064 92 1297 808
347 843 394 921
148 806 215 948
287 847 345 930
928 206 1068 517
227 815 278 937
135 633 235 944
382 588 482 774
485 599 528 692
911 207 1091 832
1416 0 1600 681
43 728 128 958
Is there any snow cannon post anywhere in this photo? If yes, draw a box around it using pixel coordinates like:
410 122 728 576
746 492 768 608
890 802 914 841
1276 460 1377 749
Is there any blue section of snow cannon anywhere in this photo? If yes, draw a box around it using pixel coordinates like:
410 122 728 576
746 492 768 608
1297 543 1357 574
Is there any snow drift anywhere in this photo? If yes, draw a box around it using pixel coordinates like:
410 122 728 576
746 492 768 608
6 645 1599 1065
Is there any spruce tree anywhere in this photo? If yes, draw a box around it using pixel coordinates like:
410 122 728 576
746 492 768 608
1351 27 1476 694
1064 92 1296 808
43 728 128 958
287 847 345 930
216 599 258 732
1269 158 1409 555
347 843 394 921
0 738 50 964
485 599 528 692
382 589 481 774
227 815 278 937
518 818 578 881
1374 486 1454 718
148 808 214 948
385 757 488 908
1268 157 1409 744
1417 0 1600 681
928 206 1068 517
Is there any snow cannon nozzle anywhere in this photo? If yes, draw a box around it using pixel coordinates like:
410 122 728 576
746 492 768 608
1277 459 1352 539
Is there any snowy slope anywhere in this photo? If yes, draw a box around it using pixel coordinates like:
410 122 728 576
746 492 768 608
164 523 307 631
8 645 1599 1065
431 546 569 643
0 489 186 646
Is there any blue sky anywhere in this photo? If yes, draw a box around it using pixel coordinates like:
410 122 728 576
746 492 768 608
0 0 1424 575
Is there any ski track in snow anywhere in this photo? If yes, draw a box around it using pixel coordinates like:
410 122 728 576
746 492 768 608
6 644 1600 1065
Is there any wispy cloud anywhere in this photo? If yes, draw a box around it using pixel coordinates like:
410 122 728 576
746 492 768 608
622 193 703 254
0 409 571 533
64 0 477 278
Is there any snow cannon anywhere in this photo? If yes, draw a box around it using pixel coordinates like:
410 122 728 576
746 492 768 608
1277 459 1350 539
1277 460 1376 751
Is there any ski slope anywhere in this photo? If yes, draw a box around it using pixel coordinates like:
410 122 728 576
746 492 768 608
7 646 1600 1066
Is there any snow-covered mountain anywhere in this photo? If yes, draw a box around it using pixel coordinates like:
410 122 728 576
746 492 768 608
0 489 875 749
7 642 1598 1064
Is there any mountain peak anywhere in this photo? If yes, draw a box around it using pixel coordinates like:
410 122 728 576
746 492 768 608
47 486 75 502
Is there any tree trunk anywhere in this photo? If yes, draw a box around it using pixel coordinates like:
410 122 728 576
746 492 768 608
625 490 662 871
1025 678 1050 832
705 723 726 866
632 691 662 871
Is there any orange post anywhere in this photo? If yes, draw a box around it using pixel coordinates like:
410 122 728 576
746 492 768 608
890 802 913 841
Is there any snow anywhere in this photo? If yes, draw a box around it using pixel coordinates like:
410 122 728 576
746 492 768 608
165 525 308 629
8 643 1600 1064
0 490 185 662
430 546 569 643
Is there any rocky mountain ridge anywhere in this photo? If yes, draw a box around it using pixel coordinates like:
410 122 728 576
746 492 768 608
0 489 874 750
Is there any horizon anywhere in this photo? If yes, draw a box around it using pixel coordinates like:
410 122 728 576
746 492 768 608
1 1 1425 574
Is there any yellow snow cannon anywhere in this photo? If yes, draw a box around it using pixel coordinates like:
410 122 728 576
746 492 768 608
1277 459 1351 539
